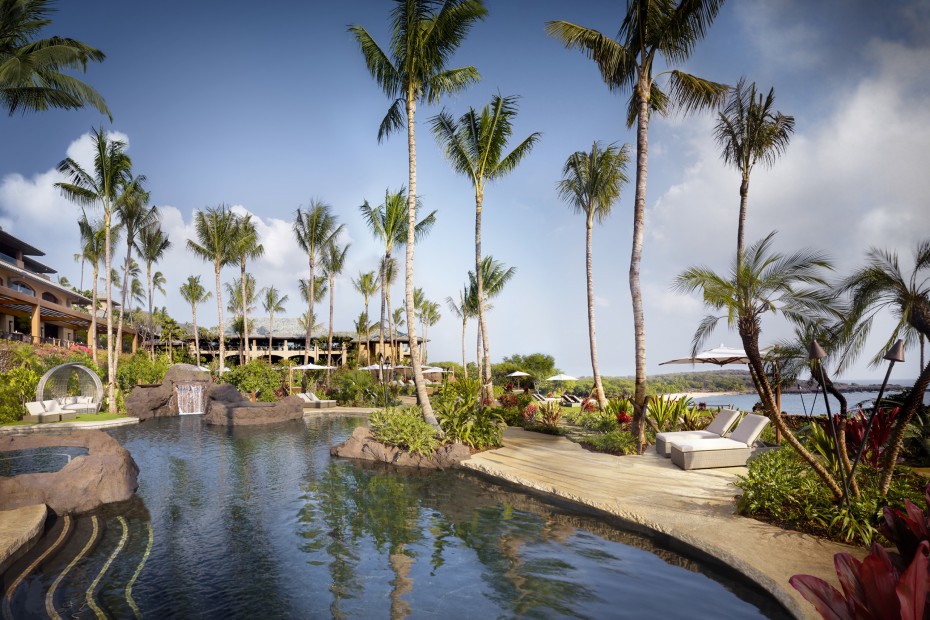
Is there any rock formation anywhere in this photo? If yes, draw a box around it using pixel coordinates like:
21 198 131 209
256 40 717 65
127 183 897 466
331 426 471 469
0 430 139 514
202 384 304 426
125 363 211 420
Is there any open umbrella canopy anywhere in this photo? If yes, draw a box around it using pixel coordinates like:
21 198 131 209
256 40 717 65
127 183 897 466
292 362 333 370
659 345 751 367
506 371 532 377
546 373 577 382
359 364 384 370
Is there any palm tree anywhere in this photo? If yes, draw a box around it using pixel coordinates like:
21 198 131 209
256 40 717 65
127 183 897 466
231 213 264 359
352 270 378 364
392 306 405 366
77 215 105 363
547 2 728 451
56 128 140 412
322 240 350 379
225 274 256 364
467 256 515 378
350 0 486 427
420 300 440 364
431 94 540 402
557 141 630 410
261 286 288 362
0 0 110 118
179 275 211 364
714 78 795 261
293 202 344 364
674 232 841 497
359 188 436 375
445 285 473 378
841 240 930 495
187 205 238 373
114 181 155 358
298 276 328 362
137 223 171 358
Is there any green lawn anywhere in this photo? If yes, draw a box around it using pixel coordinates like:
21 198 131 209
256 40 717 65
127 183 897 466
1 411 131 427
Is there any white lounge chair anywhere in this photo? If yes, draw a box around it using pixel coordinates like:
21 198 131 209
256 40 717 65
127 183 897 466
654 408 741 457
297 392 337 409
670 414 770 470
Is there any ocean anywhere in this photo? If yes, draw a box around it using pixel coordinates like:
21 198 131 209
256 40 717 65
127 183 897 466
696 388 929 416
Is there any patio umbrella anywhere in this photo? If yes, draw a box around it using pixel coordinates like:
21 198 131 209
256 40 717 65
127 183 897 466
506 371 532 378
546 373 577 382
659 344 751 366
292 362 333 370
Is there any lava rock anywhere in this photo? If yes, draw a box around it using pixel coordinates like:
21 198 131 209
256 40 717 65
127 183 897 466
331 426 471 469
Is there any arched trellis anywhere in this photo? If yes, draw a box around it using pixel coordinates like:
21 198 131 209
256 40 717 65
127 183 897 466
36 363 104 407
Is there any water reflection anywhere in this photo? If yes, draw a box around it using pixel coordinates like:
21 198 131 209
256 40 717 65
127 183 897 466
58 416 785 619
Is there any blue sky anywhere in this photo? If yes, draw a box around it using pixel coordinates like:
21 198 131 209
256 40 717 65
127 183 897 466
1 0 928 381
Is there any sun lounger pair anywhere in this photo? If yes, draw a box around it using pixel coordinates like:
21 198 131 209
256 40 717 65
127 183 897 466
668 413 770 470
296 392 337 409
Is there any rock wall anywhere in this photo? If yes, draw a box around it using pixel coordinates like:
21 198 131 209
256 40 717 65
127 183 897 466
0 430 139 514
331 426 471 470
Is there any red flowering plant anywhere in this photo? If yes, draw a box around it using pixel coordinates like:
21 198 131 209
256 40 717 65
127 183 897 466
580 398 596 413
522 403 538 423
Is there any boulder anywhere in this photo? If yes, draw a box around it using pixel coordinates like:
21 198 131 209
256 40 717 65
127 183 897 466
203 390 303 426
0 430 139 514
331 426 471 470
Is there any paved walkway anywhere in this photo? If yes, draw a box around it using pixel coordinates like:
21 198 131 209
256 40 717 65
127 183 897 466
462 427 858 620
0 505 46 575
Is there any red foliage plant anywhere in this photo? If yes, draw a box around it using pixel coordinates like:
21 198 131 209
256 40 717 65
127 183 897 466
790 541 929 620
581 398 596 412
844 406 900 468
522 403 538 423
616 411 632 425
881 486 930 567
498 393 519 410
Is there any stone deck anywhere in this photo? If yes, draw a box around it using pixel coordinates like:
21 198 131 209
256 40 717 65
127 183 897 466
462 427 858 619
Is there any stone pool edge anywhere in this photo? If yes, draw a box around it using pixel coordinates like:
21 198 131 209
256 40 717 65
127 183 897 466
459 427 859 620
0 417 139 435
0 504 46 575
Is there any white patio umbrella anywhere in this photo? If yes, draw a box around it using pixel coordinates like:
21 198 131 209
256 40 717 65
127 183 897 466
506 371 532 378
292 362 334 370
659 344 751 367
546 373 577 382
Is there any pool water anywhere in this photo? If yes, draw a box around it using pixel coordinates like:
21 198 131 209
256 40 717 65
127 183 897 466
4 416 789 618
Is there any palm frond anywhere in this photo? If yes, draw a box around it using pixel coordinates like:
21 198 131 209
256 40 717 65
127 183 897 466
666 70 728 117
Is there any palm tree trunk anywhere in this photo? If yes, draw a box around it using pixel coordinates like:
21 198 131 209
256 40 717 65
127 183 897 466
879 358 930 494
192 305 199 365
404 96 437 426
327 275 335 385
380 253 388 380
736 176 749 262
215 263 225 374
818 374 859 498
305 255 314 365
90 260 99 365
585 216 607 410
475 189 493 404
240 260 250 363
476 323 482 382
116 245 131 364
630 88 649 451
146 263 154 360
104 210 116 414
461 316 467 380
740 324 843 498
364 298 370 366
268 312 273 363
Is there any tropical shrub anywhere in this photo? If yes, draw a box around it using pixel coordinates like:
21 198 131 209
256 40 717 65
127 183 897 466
580 397 596 412
539 401 562 430
433 378 503 450
564 408 617 433
497 392 519 409
735 446 925 546
0 349 42 423
330 369 386 406
369 407 440 457
579 430 637 455
523 403 538 424
845 406 899 469
647 395 692 432
219 360 283 402
880 484 930 565
116 352 172 392
680 406 710 431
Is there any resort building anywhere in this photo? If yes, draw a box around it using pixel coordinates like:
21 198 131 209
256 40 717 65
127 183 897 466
192 316 422 366
0 230 136 351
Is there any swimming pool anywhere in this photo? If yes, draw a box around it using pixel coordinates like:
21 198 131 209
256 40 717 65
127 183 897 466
3 416 788 618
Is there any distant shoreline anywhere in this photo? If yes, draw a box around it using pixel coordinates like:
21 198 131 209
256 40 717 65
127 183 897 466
663 385 905 401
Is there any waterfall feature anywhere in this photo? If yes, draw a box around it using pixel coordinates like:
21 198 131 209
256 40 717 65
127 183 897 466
176 383 205 415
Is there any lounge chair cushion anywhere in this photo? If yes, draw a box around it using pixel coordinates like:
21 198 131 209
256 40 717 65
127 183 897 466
727 413 769 445
654 409 741 456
